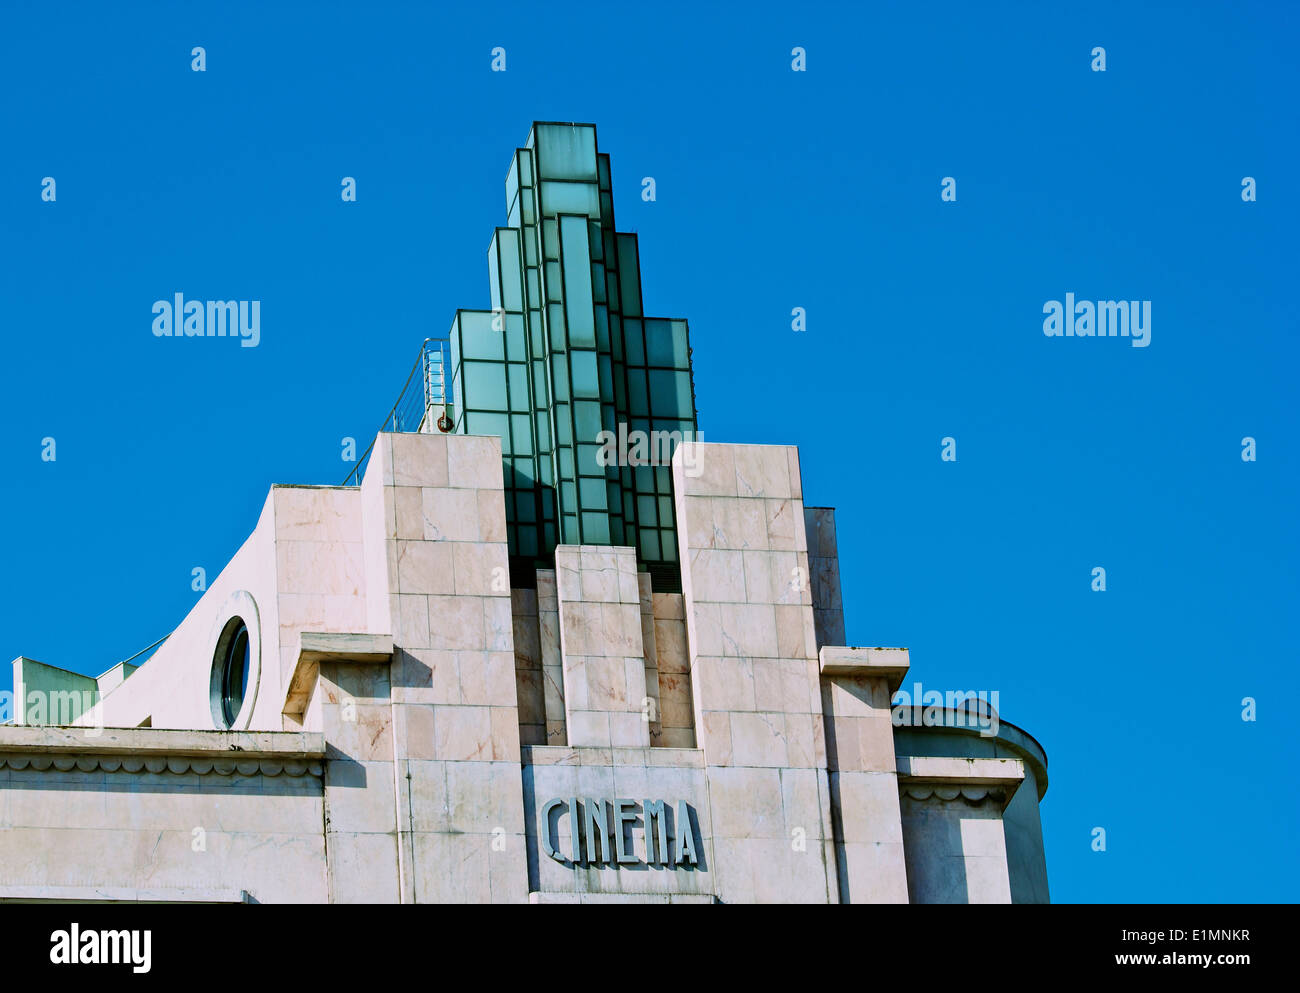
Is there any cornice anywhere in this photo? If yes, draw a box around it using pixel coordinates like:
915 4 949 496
899 784 1011 805
0 753 322 777
0 726 325 778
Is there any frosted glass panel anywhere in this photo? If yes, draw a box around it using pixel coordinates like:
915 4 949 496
505 158 519 205
570 354 600 398
573 400 602 440
459 313 504 360
638 495 658 526
661 530 677 561
616 234 642 316
560 215 596 347
499 230 523 312
645 319 688 367
550 355 568 396
579 477 607 510
582 512 610 544
648 369 692 413
534 124 598 181
488 239 502 313
511 413 533 455
577 443 603 477
669 321 691 367
464 362 508 411
504 315 526 361
639 530 659 559
517 527 538 557
541 181 600 218
466 411 510 449
507 364 528 410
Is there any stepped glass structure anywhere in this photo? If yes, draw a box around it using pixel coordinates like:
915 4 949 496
2 122 1050 904
450 124 696 591
349 123 698 591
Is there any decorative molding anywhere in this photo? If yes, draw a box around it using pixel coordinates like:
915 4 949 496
891 714 1051 801
0 753 322 777
0 885 250 903
284 631 393 717
895 755 1025 809
0 726 326 783
899 784 1009 805
818 646 910 692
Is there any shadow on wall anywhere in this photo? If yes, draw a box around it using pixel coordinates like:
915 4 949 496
899 802 971 904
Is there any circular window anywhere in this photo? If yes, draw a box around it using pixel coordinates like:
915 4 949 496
218 619 250 726
209 592 261 730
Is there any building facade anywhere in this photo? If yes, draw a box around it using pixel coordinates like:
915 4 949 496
1 123 1049 904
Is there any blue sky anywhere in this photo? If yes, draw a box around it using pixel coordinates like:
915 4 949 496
1 1 1295 902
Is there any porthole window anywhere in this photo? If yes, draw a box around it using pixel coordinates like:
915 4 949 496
209 592 261 731
219 619 250 726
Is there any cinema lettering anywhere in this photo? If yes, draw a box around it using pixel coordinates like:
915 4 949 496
540 798 700 868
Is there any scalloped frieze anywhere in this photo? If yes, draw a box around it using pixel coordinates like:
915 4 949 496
0 754 323 777
900 784 1007 805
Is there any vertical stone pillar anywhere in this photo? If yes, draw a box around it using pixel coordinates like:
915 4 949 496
536 569 567 744
652 593 696 748
511 588 545 746
637 573 663 742
819 647 911 903
554 545 650 748
320 658 401 903
895 756 1025 904
804 507 846 650
359 431 528 903
672 442 836 903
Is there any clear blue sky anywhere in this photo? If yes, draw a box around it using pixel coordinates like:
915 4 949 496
1 1 1295 902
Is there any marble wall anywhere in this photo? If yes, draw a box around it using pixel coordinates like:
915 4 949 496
0 727 325 904
358 431 529 903
672 442 839 903
5 431 1047 904
521 745 715 900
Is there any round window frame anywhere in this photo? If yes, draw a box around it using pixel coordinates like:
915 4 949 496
208 590 262 730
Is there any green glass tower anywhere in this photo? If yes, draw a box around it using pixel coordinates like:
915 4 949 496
446 122 697 590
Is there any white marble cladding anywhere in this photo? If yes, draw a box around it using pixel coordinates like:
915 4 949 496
10 430 1044 904
0 764 326 903
522 746 714 900
896 755 1023 904
537 570 567 744
637 573 662 743
0 728 326 904
273 486 368 724
820 658 910 904
899 796 1015 904
651 591 695 748
512 574 694 751
353 432 529 903
804 507 846 650
673 442 839 903
555 546 650 749
512 588 545 746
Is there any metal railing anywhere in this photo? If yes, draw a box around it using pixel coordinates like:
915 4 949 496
343 338 452 486
117 633 171 668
